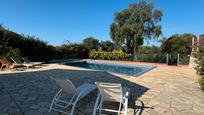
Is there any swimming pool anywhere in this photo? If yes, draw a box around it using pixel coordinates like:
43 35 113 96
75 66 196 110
65 61 155 76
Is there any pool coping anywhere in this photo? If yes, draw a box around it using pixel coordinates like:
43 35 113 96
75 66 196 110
64 60 156 77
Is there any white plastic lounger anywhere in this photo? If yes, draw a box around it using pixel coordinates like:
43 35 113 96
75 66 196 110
49 78 96 115
93 82 129 115
11 57 34 69
22 57 43 66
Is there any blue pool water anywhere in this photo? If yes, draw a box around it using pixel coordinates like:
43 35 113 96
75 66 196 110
65 61 155 76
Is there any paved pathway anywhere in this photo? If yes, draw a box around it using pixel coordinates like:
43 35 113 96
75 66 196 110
133 66 204 115
0 63 203 115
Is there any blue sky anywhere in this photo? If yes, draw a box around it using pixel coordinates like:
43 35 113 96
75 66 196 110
0 0 204 46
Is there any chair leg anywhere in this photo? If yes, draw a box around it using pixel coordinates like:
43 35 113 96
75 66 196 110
93 93 101 115
99 100 103 115
0 65 3 70
117 101 122 115
124 99 128 115
6 65 9 69
1 64 6 70
70 95 80 115
124 92 129 115
49 89 62 112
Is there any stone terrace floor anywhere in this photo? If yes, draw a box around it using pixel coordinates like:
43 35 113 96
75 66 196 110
0 62 204 115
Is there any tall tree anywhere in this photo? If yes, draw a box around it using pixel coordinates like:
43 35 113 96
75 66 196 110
101 40 114 51
110 0 162 60
161 33 195 55
160 33 195 64
0 25 5 55
83 37 99 50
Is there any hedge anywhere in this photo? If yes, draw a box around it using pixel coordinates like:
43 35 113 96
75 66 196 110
89 50 130 60
196 47 204 90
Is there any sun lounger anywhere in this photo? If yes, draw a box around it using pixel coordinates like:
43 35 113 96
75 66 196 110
93 82 129 115
11 57 34 69
0 58 11 70
22 57 43 66
49 78 96 115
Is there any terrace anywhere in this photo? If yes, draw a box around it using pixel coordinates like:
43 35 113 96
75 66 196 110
0 62 204 115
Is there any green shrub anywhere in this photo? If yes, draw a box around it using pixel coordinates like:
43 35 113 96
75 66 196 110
196 47 204 90
198 76 204 90
196 47 204 76
5 48 21 58
89 50 130 60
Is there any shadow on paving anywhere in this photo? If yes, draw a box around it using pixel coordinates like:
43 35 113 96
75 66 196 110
0 69 150 115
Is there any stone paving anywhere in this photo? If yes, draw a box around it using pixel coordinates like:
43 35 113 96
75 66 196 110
0 63 204 115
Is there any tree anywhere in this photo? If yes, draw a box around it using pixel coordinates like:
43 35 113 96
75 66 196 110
110 0 162 60
0 24 3 30
83 37 99 50
56 40 89 59
100 40 114 51
161 33 195 55
140 45 161 54
160 33 195 64
0 25 57 61
0 25 5 55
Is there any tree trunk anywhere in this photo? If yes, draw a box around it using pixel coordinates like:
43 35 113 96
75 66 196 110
133 44 139 61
